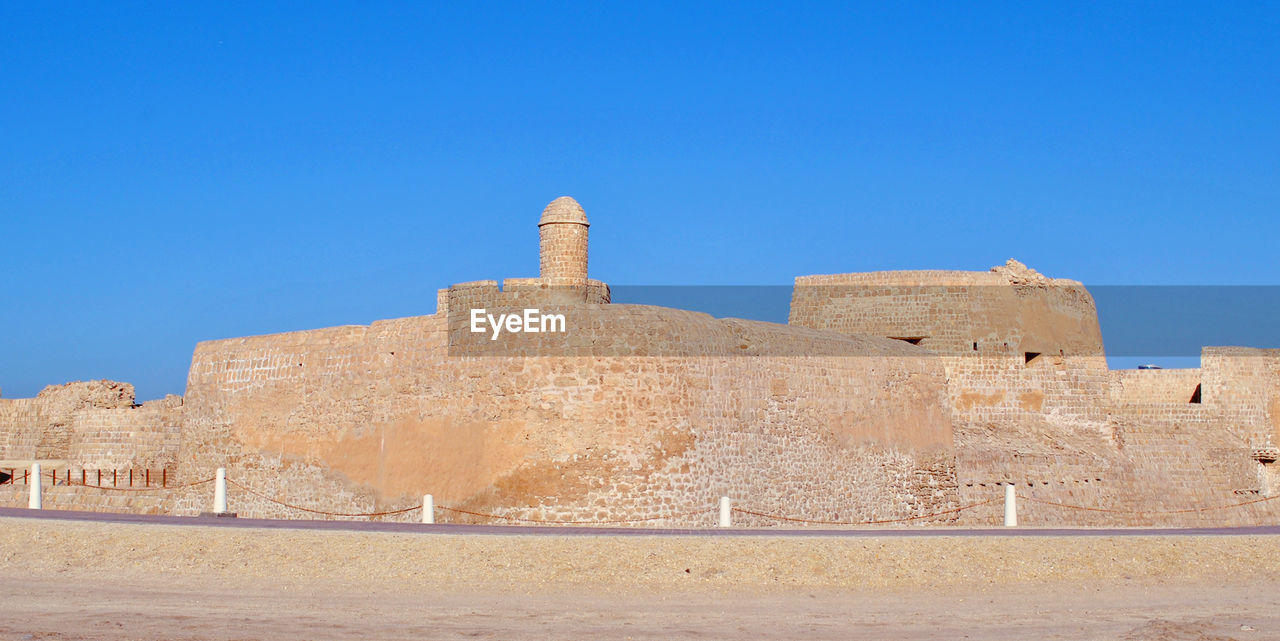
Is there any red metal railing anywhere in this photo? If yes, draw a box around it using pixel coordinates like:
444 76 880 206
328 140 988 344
0 468 174 488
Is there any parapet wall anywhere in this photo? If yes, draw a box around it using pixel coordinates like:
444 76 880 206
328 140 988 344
437 278 610 320
790 262 1112 429
790 261 1104 358
1110 368 1203 405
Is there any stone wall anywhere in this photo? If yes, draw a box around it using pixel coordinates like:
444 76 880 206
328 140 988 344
0 381 182 469
791 263 1280 527
1110 368 1203 405
175 297 960 525
1202 347 1280 447
0 397 44 460
789 259 1113 429
0 482 173 514
789 260 1105 358
0 381 186 513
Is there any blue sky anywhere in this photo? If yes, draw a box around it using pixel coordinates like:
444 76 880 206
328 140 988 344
2 3 1278 399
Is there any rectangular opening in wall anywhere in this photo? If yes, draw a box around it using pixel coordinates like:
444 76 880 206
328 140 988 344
890 337 926 346
1190 384 1202 404
1024 352 1042 365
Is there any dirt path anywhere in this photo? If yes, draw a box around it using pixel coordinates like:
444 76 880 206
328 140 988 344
4 580 1277 640
2 517 1279 640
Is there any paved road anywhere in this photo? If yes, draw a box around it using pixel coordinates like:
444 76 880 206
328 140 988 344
3 506 1279 537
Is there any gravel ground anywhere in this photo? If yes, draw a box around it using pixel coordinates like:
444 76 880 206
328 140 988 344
2 517 1280 639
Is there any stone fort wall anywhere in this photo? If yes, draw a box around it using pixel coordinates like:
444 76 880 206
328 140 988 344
172 294 962 524
789 262 1280 527
3 196 1276 528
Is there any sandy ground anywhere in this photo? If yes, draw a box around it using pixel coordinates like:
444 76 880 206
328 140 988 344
2 517 1279 640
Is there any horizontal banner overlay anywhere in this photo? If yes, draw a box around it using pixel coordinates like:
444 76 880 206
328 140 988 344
442 285 1280 358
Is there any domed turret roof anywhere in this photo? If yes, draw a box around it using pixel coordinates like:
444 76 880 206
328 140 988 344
539 196 589 226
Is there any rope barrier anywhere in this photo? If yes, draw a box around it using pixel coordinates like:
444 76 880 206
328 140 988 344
729 498 996 525
232 477 717 523
226 478 421 518
64 477 216 493
1020 493 1280 516
436 505 718 525
25 467 1280 525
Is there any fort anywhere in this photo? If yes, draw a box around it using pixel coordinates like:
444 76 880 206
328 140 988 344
2 196 1278 526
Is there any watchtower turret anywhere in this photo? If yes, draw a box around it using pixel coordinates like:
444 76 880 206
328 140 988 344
538 196 589 284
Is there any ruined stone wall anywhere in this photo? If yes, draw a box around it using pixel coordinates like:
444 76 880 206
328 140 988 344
171 323 383 519
787 264 1116 522
941 354 1112 426
176 299 960 525
67 395 184 470
1201 348 1280 498
0 382 182 468
0 382 186 513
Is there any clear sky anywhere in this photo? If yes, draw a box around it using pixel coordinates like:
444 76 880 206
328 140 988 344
2 3 1278 400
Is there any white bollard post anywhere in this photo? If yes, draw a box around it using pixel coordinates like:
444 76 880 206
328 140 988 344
1004 483 1017 527
214 467 228 514
28 463 42 510
422 494 434 524
718 496 731 528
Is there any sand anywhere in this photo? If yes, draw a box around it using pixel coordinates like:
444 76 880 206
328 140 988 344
2 517 1279 639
